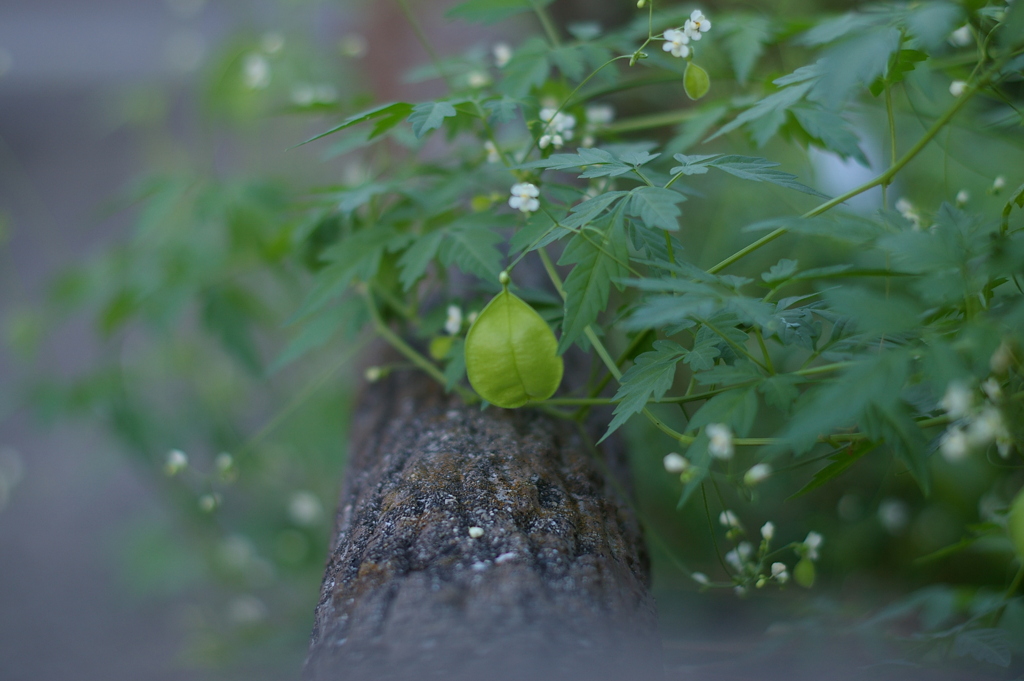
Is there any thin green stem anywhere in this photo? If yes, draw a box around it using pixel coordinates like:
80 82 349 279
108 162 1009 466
707 63 997 275
364 290 477 403
883 81 897 208
532 0 561 47
754 328 775 375
395 0 454 90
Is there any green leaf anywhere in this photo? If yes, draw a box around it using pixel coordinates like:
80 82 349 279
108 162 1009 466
798 13 879 46
498 38 550 97
953 629 1012 667
670 154 827 198
447 0 553 24
684 62 711 100
684 339 721 372
408 101 458 138
397 230 445 290
464 289 563 408
862 403 931 494
790 104 869 166
762 258 799 284
549 45 586 81
603 340 687 439
299 102 413 146
516 147 650 179
823 287 922 338
201 286 263 373
269 298 364 373
686 387 758 436
1001 0 1024 49
557 214 629 352
774 351 910 454
720 15 774 85
627 186 685 231
810 26 902 107
439 220 504 280
706 77 815 144
788 443 874 499
1006 487 1024 560
759 374 801 412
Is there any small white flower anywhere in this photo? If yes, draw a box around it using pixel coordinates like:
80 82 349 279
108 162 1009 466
662 28 691 58
940 381 974 419
967 406 1009 447
725 548 744 571
737 541 753 561
803 531 823 561
663 452 689 473
691 572 709 585
199 493 221 512
734 585 748 597
771 562 789 583
585 104 615 126
744 463 772 486
990 341 1014 374
484 140 500 164
339 33 368 58
364 366 383 382
215 452 234 473
877 498 910 534
509 183 540 213
895 197 922 229
993 176 1006 191
261 32 285 54
467 311 479 325
940 425 971 462
719 510 741 528
956 189 970 206
493 42 512 68
538 107 576 149
165 449 188 476
761 521 775 542
468 526 484 538
949 80 967 97
291 83 316 107
445 305 463 335
982 377 1003 403
684 10 712 40
706 423 734 459
243 53 271 89
949 24 972 47
467 70 490 88
289 491 324 526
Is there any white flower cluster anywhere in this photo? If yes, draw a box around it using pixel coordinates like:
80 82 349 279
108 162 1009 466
937 361 1015 462
445 305 463 335
509 183 540 213
895 197 923 230
581 104 615 147
538 107 576 149
661 10 712 59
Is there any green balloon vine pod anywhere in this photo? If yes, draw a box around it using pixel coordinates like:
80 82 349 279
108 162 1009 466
464 274 563 409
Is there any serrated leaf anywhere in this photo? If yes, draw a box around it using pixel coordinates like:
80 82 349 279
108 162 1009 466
707 155 828 198
759 374 801 411
299 102 413 146
953 629 1012 667
693 360 761 387
498 38 550 97
810 26 902 107
798 13 880 45
684 339 721 372
557 216 629 352
762 258 799 284
508 212 571 255
482 96 519 123
790 104 869 166
397 230 445 290
687 386 758 436
549 45 586 81
720 15 774 85
439 222 503 280
823 287 922 338
409 101 458 138
788 443 874 499
773 350 910 454
603 340 686 439
862 403 931 494
706 79 814 143
269 298 364 373
627 186 685 231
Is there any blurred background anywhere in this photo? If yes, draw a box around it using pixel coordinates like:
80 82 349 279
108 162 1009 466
1 1 1021 680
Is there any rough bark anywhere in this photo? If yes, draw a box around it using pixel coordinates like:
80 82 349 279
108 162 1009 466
304 369 662 681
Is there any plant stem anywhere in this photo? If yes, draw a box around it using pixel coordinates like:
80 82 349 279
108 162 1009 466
532 0 561 47
707 66 994 275
363 290 477 403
